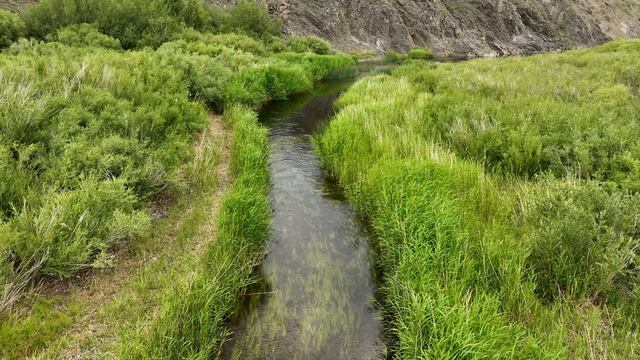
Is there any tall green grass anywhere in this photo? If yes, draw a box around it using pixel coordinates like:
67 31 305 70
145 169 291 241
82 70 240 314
122 106 270 359
0 0 355 345
316 40 640 358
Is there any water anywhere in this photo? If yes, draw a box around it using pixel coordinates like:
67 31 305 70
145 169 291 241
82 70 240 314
223 67 390 360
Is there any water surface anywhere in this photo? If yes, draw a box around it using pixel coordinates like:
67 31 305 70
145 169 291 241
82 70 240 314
224 69 389 360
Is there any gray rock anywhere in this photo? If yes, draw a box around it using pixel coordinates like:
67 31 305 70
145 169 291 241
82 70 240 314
214 0 640 58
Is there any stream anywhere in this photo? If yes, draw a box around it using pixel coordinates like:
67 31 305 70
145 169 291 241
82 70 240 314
223 65 390 360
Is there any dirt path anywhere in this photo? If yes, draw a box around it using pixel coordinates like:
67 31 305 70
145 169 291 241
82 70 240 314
23 114 232 359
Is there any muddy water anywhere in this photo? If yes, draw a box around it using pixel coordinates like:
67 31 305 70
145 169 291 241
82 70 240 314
223 68 390 360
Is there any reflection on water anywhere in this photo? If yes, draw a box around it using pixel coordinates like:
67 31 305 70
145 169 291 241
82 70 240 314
223 68 390 360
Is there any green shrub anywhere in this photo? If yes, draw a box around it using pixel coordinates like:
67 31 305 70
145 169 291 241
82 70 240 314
1 179 149 278
525 179 640 302
408 46 433 60
21 0 182 49
383 50 406 64
286 35 332 55
164 0 212 31
264 35 287 53
201 32 267 56
0 43 211 291
219 0 282 38
0 9 24 48
47 23 121 49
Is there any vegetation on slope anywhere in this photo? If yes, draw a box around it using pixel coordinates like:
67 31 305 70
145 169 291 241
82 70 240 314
0 0 354 357
316 40 640 359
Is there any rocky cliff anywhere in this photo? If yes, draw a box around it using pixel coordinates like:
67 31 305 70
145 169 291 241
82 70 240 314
214 0 640 58
3 0 639 58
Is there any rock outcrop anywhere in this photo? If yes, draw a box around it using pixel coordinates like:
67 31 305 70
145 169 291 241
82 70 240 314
3 0 639 58
214 0 640 58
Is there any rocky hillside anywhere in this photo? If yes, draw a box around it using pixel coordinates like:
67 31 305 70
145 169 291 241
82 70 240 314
215 0 640 58
3 0 640 58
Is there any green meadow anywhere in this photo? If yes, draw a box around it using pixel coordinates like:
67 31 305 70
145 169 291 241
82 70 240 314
2 0 640 358
316 40 640 358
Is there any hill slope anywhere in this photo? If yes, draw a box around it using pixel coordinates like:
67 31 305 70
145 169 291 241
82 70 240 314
3 0 640 58
214 0 640 58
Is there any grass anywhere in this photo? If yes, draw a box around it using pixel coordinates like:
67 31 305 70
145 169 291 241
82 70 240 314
0 0 356 357
121 106 270 359
1 113 226 358
316 40 640 359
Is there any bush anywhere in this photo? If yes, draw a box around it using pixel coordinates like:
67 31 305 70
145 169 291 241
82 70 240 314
1 179 149 278
408 46 433 60
47 23 121 49
525 179 640 302
21 0 182 49
383 50 406 64
286 35 332 55
265 35 287 53
201 32 267 56
0 9 24 48
219 0 282 38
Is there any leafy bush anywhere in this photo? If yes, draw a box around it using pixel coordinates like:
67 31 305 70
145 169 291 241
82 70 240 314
21 0 182 48
264 35 287 53
408 46 433 60
199 32 267 56
0 8 24 48
0 44 208 286
525 179 640 302
287 35 332 55
383 50 406 64
218 0 282 38
1 179 149 278
47 23 121 49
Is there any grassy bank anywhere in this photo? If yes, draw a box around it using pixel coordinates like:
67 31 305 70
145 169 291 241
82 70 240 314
316 40 640 358
122 106 270 358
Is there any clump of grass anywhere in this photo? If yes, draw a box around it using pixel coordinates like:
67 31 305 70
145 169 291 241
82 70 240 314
383 50 407 64
286 35 332 55
393 40 640 188
46 23 121 49
407 46 433 60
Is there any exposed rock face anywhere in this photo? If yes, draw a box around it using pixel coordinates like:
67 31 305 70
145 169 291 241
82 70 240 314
214 0 640 58
3 0 639 58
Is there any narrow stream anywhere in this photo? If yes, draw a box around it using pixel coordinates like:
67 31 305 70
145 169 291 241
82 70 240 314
223 66 390 360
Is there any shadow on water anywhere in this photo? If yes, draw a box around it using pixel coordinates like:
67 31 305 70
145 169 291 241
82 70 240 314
222 64 393 360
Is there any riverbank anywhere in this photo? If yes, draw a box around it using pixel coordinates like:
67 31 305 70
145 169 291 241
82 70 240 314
316 39 640 358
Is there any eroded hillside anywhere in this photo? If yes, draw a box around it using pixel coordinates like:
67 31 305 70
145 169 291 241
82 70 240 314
214 0 640 58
